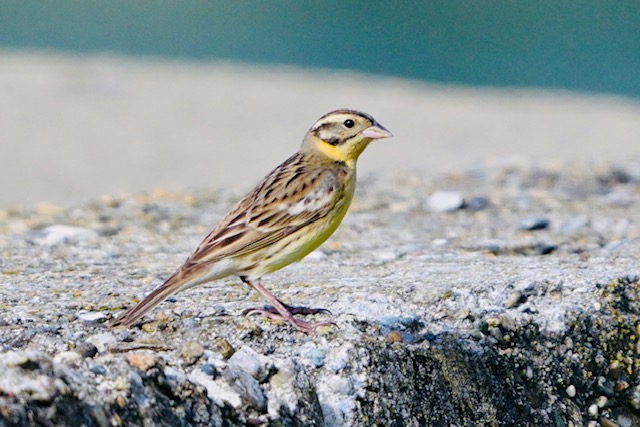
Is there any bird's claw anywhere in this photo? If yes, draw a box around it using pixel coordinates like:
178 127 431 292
241 304 332 316
242 309 336 334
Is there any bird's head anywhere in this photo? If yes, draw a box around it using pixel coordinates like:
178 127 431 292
302 109 392 166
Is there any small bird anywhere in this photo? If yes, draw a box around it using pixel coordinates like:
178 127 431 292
109 109 392 333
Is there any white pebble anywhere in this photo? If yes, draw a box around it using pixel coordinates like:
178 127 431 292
596 395 608 408
28 225 98 246
77 311 106 322
425 191 464 212
431 238 448 247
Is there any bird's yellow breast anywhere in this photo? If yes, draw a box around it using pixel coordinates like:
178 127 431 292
252 172 356 276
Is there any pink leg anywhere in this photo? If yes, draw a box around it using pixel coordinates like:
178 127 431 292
240 277 335 334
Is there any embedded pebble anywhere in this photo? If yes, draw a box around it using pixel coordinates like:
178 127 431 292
115 395 127 408
386 331 403 343
520 217 550 231
200 363 219 378
426 191 464 212
466 196 490 211
566 385 576 398
89 364 106 375
525 366 534 379
302 348 326 368
535 243 558 255
325 347 350 373
497 314 516 332
86 332 117 353
180 341 205 366
74 342 98 359
141 322 161 333
456 308 470 320
618 415 632 427
431 238 448 246
211 337 235 359
26 224 99 245
77 311 106 323
377 315 421 330
228 346 268 382
504 291 525 309
596 395 608 408
226 367 267 411
125 353 159 371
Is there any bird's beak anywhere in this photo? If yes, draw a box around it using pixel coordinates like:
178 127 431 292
362 124 393 140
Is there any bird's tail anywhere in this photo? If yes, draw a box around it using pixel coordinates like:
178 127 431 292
108 267 208 328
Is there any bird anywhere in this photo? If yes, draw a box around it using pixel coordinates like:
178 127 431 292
108 109 392 333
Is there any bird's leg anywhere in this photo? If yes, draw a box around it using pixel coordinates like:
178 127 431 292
239 277 335 334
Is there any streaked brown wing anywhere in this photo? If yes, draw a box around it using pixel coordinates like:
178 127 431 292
187 154 340 265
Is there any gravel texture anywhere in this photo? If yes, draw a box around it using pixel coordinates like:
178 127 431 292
1 158 640 426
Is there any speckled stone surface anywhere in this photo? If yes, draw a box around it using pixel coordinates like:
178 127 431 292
1 158 639 426
2 51 640 426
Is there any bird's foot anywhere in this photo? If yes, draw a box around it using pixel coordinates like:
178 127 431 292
238 277 335 333
241 303 331 317
243 309 336 334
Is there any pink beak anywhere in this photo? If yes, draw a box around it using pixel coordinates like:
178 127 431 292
362 124 393 140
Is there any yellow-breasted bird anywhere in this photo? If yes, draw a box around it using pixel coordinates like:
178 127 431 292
108 109 392 333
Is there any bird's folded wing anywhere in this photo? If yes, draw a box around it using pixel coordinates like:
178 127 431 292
187 167 339 265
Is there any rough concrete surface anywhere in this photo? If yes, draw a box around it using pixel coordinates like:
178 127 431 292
1 52 640 426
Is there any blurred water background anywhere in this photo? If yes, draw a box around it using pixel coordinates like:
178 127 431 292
1 1 639 208
2 1 639 96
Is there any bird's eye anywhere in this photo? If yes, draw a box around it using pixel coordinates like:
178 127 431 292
343 119 355 128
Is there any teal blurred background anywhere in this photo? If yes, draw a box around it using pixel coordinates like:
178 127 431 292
1 1 639 97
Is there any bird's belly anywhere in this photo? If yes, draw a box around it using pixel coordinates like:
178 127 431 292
247 201 351 277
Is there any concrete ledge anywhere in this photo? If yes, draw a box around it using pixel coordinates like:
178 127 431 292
1 159 639 426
